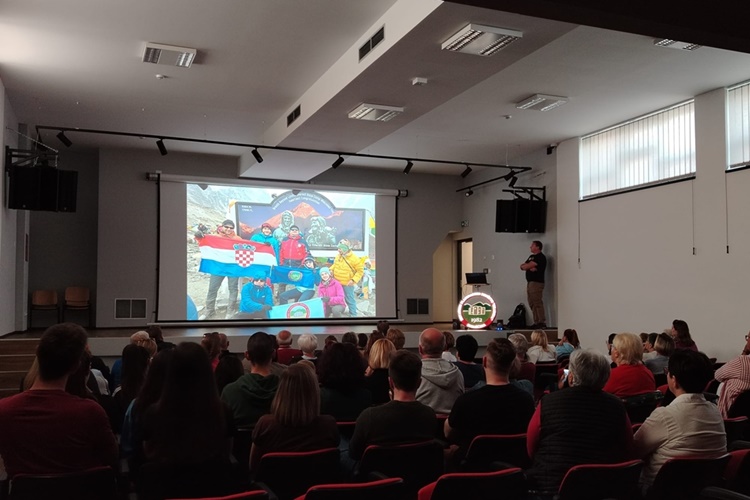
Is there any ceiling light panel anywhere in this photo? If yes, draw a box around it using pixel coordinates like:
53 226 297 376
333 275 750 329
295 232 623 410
653 39 702 51
515 94 569 112
442 24 523 56
142 42 197 68
348 103 404 122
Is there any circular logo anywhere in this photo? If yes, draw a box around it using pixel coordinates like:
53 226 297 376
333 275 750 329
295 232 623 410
457 292 497 330
287 270 303 282
286 302 311 319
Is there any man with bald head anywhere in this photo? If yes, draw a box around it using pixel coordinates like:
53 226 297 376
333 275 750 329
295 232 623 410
416 328 464 414
275 329 302 365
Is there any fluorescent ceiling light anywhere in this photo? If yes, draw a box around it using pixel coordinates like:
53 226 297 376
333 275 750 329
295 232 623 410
653 39 701 51
142 42 197 68
348 103 404 122
515 94 569 112
442 24 523 56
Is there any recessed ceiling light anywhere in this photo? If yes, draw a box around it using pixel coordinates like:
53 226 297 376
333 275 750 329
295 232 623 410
653 39 701 51
348 103 404 122
142 42 197 68
515 94 569 112
442 24 523 56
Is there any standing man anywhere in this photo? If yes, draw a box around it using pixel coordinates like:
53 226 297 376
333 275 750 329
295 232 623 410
199 219 242 319
520 240 547 329
330 239 364 317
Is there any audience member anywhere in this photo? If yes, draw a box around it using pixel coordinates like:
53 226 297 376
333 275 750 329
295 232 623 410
386 328 405 350
113 344 151 433
324 334 338 349
508 333 536 382
250 364 339 471
295 333 319 365
349 350 437 460
416 328 464 414
376 320 390 335
268 335 289 378
218 333 231 359
714 331 750 418
318 342 372 421
215 354 245 396
147 324 175 352
453 334 485 390
555 328 581 358
110 330 157 391
644 332 675 377
603 333 656 397
0 323 118 477
341 331 358 346
276 329 302 365
634 350 726 487
526 349 632 494
221 332 280 428
671 319 698 351
442 331 457 362
202 332 223 370
642 332 658 361
364 331 384 359
527 329 556 363
357 333 368 352
364 338 396 405
445 339 535 459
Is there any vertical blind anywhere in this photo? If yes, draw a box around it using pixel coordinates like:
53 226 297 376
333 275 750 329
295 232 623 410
728 82 750 169
580 101 695 199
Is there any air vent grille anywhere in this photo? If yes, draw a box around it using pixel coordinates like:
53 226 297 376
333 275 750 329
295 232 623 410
359 26 385 62
287 105 301 127
115 298 147 320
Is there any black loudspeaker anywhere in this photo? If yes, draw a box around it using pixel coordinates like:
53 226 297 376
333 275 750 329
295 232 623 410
527 200 547 233
495 200 516 232
57 170 78 213
515 199 531 232
8 166 43 210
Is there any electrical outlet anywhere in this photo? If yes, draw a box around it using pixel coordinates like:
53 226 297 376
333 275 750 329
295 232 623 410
482 268 489 274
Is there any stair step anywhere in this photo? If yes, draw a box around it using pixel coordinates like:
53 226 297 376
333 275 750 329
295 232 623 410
0 355 36 372
0 371 27 389
0 339 39 356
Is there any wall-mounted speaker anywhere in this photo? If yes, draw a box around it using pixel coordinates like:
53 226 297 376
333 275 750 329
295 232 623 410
7 166 78 212
495 200 516 232
495 199 547 233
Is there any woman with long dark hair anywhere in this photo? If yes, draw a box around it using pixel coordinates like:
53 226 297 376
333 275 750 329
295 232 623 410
318 342 372 421
112 344 151 433
671 319 698 351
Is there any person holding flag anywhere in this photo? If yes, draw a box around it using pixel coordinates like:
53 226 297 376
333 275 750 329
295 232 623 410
197 219 242 319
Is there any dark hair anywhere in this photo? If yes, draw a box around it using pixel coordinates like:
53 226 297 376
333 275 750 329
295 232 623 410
485 338 516 375
317 342 366 392
324 335 338 349
357 334 368 349
376 320 390 335
563 329 580 348
654 332 676 357
388 350 422 392
150 342 225 462
341 332 358 345
120 344 151 405
246 331 275 366
65 348 93 398
672 319 694 346
201 332 222 361
386 328 405 350
133 349 174 422
532 240 543 251
443 331 455 351
146 325 164 343
36 323 87 381
668 350 714 393
455 334 479 362
647 332 659 347
215 354 245 395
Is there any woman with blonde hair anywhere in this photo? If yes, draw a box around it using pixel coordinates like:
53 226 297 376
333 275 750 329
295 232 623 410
527 330 557 363
603 332 656 397
364 338 396 404
250 363 339 471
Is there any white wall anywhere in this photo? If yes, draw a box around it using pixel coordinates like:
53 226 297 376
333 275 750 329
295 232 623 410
1 80 21 334
557 88 748 362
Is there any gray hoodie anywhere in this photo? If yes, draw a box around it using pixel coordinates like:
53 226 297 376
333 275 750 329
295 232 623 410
416 357 465 414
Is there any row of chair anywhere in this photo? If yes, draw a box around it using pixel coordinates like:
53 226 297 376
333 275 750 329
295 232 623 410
28 287 91 329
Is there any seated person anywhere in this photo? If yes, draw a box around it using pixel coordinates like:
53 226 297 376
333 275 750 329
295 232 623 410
416 328 464 414
275 329 302 365
642 332 659 361
364 338 397 405
279 256 320 304
526 349 633 494
714 331 750 418
445 339 534 460
634 350 726 488
527 330 557 363
317 267 347 318
250 364 339 471
644 332 674 377
237 274 273 318
318 342 372 421
292 333 320 365
349 350 437 460
508 333 536 382
603 332 655 397
671 319 699 352
555 329 581 359
452 334 485 390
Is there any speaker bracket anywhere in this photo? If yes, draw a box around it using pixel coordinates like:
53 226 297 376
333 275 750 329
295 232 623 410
502 185 546 201
5 146 59 170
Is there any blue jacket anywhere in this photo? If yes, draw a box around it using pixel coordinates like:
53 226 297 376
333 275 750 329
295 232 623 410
250 233 281 259
240 283 273 313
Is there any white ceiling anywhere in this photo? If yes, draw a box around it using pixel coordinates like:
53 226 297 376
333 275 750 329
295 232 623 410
2 0 750 180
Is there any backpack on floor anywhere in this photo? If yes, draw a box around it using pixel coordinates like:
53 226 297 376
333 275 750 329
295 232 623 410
507 303 527 328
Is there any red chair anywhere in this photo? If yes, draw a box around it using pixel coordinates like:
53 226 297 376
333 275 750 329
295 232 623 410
724 448 750 495
8 466 116 500
417 468 526 500
276 348 302 365
168 491 269 500
557 459 643 500
647 454 731 500
461 433 530 470
357 440 444 497
621 391 663 424
254 448 341 500
294 477 404 500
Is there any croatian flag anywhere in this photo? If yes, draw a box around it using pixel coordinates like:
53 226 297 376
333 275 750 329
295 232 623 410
197 235 278 278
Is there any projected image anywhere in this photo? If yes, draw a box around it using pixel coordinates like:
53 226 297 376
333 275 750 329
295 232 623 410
186 184 376 321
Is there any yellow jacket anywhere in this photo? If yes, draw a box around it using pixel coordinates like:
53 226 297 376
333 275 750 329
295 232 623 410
331 251 365 285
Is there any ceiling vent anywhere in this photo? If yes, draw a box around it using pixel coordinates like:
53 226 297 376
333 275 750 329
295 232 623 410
142 42 197 68
653 39 702 51
515 94 569 112
442 24 523 56
348 103 403 122
359 26 385 61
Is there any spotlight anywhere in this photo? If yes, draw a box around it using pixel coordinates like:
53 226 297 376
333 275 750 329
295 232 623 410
156 139 168 156
332 155 344 169
56 131 72 148
461 165 472 178
252 148 263 163
508 176 518 188
403 160 413 175
547 143 557 155
465 189 474 197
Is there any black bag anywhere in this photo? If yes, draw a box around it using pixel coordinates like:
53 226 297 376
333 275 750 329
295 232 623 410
507 303 527 328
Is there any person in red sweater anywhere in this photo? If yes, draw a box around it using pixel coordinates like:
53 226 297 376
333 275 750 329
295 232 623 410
603 332 656 397
0 323 118 478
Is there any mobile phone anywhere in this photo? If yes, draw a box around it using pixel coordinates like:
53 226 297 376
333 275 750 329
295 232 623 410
563 369 570 378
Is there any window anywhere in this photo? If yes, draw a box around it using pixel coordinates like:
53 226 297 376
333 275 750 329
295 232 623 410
580 101 695 199
728 81 750 169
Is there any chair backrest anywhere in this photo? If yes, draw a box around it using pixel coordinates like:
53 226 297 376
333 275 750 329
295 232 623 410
358 440 444 497
729 390 750 419
419 468 526 500
64 286 90 306
725 449 750 496
301 477 404 500
167 491 269 500
137 460 244 500
698 486 750 500
463 433 530 469
621 391 663 424
31 290 58 307
648 454 731 500
557 459 643 500
255 447 341 500
9 466 116 500
725 417 749 445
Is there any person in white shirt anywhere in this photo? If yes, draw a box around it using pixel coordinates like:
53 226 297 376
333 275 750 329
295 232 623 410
527 330 556 363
